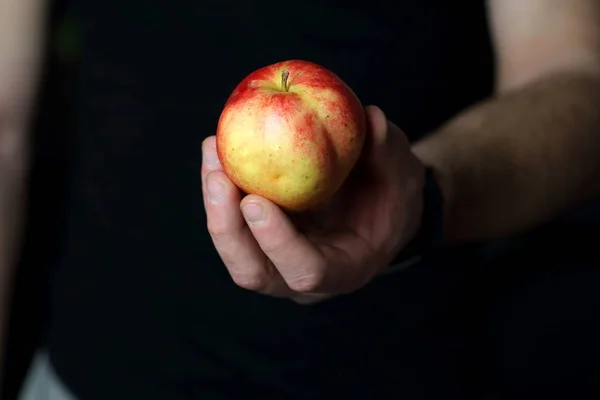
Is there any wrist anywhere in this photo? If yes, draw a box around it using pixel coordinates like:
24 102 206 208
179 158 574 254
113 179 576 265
387 166 445 271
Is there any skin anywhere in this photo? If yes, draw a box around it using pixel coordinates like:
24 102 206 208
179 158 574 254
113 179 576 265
0 0 599 381
204 107 422 301
216 60 366 212
0 0 46 378
202 0 600 304
413 0 600 241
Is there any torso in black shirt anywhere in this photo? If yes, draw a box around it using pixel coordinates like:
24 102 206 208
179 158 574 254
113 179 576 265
47 1 494 399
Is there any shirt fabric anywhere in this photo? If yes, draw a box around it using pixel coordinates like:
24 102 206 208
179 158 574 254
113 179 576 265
46 1 495 399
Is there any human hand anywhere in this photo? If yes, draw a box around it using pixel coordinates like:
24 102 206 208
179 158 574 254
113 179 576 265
201 106 425 304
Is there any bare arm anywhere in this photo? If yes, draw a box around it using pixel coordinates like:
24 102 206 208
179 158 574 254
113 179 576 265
413 0 600 242
0 0 46 376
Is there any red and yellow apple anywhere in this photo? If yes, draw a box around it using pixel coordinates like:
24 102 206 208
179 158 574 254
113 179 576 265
216 60 366 212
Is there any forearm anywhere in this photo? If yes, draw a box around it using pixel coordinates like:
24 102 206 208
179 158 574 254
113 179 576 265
0 0 46 376
413 71 600 242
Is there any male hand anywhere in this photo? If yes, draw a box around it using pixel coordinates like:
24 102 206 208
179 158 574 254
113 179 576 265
201 106 425 304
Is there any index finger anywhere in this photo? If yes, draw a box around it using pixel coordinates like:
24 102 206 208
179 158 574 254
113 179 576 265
240 195 371 294
239 195 325 293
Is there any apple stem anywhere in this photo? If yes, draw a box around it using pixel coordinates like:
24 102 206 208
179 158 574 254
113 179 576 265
281 70 290 92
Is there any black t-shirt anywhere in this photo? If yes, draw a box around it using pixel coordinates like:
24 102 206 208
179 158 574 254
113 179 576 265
47 1 494 399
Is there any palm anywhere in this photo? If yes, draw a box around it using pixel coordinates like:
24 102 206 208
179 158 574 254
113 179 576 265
283 112 422 294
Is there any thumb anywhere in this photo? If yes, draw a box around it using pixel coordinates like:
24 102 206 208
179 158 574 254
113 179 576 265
363 105 411 177
364 105 388 154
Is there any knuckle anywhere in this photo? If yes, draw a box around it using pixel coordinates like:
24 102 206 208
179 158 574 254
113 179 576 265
207 222 229 239
287 271 325 293
231 272 268 291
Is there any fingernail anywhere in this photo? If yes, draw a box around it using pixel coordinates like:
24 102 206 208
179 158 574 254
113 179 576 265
207 176 225 204
242 203 265 226
202 146 220 168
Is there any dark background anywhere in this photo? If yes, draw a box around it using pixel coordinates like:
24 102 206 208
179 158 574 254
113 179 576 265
2 2 600 399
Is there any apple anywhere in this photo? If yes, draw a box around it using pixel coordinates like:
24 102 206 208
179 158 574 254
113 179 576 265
216 60 366 212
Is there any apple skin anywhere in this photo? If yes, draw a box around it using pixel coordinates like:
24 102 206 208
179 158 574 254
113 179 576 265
216 60 366 212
